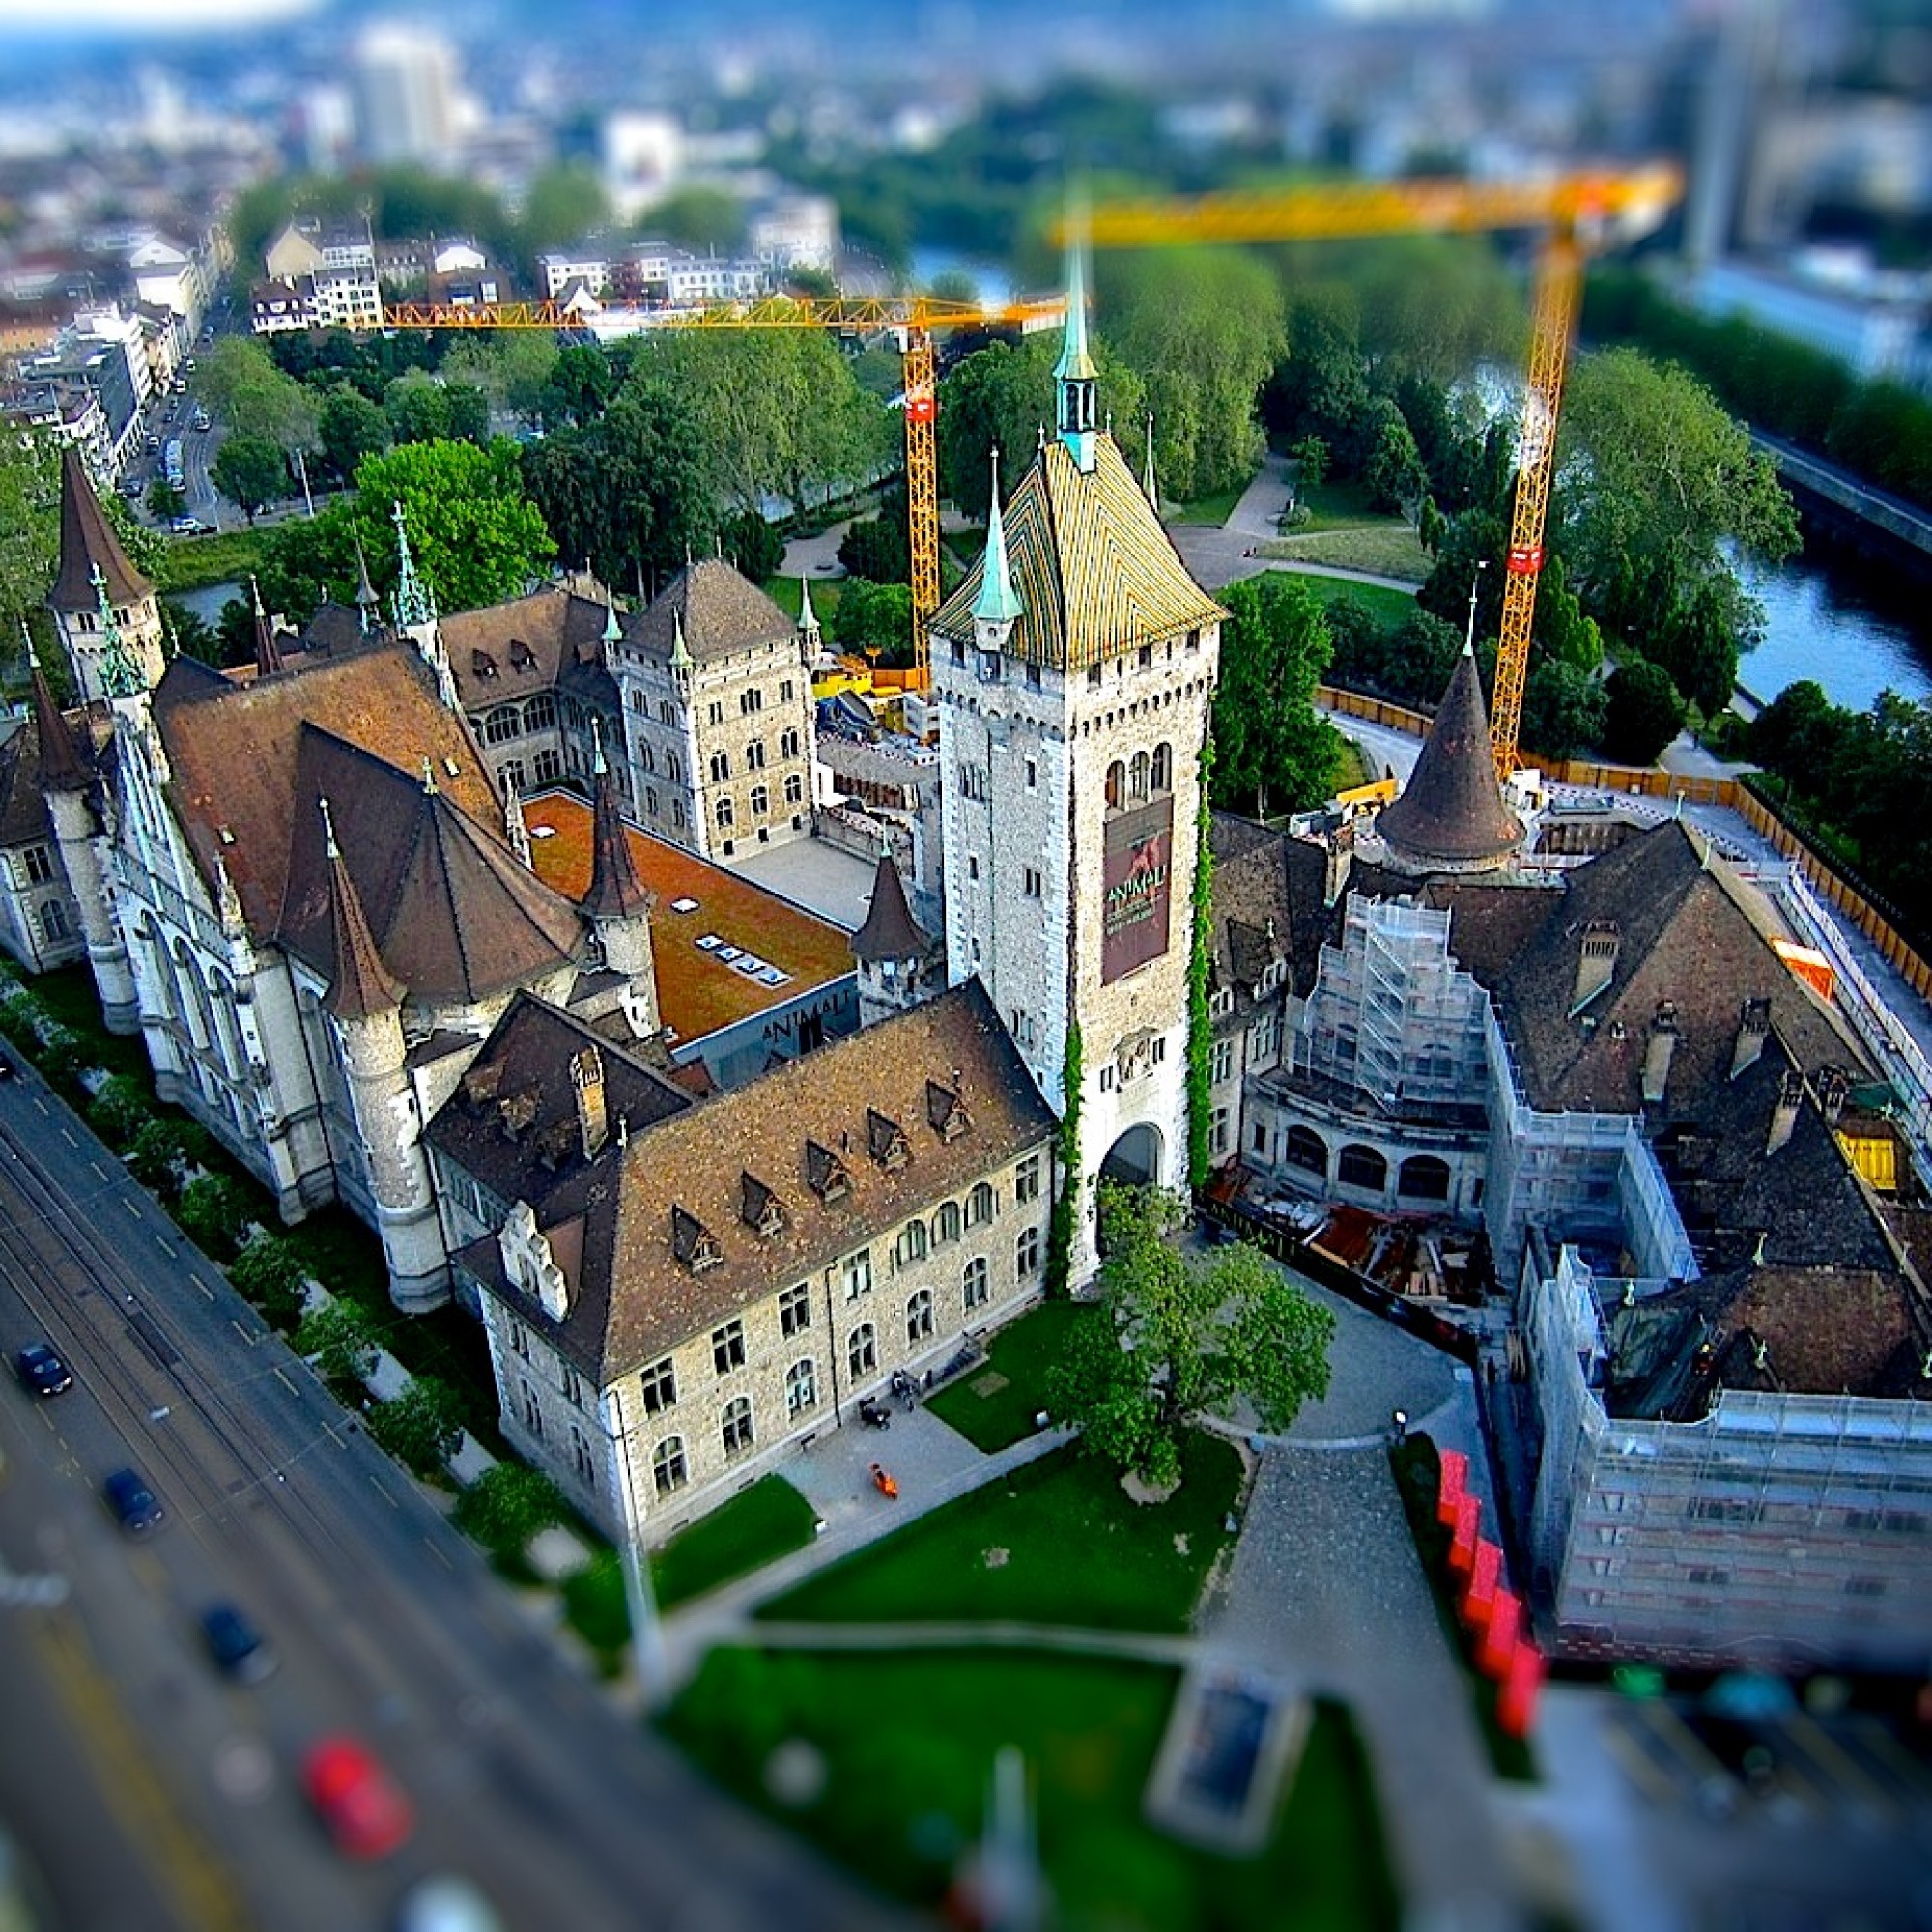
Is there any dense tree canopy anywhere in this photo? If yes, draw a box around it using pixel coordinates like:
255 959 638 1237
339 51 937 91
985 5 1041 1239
1601 660 1685 766
1046 1184 1333 1489
200 337 318 454
1212 574 1342 816
211 434 288 523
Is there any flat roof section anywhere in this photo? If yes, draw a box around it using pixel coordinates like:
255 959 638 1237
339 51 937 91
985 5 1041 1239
522 791 854 1044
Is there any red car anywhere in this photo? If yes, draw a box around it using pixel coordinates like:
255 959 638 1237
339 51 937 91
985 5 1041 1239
299 1738 413 1859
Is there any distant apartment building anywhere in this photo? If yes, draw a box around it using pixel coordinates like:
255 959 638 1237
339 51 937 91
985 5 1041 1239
749 194 839 276
127 233 211 333
538 249 611 301
354 24 461 167
249 278 316 336
1691 257 1930 388
262 222 382 332
22 310 147 474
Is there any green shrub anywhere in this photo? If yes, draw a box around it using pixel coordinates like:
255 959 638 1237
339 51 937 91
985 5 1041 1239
295 1299 379 1398
451 1463 567 1556
230 1234 313 1332
87 1073 154 1145
561 1548 631 1654
0 991 42 1047
125 1118 188 1196
365 1378 466 1479
36 1024 90 1091
177 1172 256 1260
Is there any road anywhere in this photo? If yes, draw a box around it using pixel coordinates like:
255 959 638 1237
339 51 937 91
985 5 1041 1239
0 1060 899 1932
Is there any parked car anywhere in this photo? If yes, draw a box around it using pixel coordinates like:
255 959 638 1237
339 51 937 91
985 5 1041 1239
169 517 211 536
200 1604 275 1683
103 1467 162 1534
14 1342 71 1397
301 1738 413 1859
190 409 211 432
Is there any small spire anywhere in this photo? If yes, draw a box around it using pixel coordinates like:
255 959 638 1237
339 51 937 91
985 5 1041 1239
214 853 245 937
971 447 1024 634
91 560 141 700
320 793 404 1021
319 793 340 859
1054 221 1099 472
390 500 436 631
590 713 608 777
797 575 819 639
502 764 531 868
353 534 380 635
249 575 283 678
420 757 439 796
602 585 621 646
20 619 36 670
670 608 694 671
583 722 651 923
714 530 724 560
1143 412 1159 507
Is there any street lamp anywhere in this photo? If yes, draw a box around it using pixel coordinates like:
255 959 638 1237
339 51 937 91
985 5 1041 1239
601 1388 668 1710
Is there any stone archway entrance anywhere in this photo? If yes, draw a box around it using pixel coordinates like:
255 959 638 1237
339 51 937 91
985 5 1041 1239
1099 1122 1164 1190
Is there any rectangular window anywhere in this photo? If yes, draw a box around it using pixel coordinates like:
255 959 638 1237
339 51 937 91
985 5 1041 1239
509 1322 530 1361
1210 1038 1234 1085
560 1366 582 1407
843 1249 872 1301
640 1355 677 1414
707 700 724 725
1024 758 1037 789
1022 866 1042 898
780 1281 810 1337
521 1381 543 1438
570 1426 594 1483
780 679 795 703
1014 1155 1041 1205
712 1320 746 1375
1252 1120 1266 1153
967 854 980 881
22 846 53 886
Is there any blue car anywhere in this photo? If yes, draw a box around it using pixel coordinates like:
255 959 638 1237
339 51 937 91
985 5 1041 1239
103 1467 162 1535
201 1604 275 1683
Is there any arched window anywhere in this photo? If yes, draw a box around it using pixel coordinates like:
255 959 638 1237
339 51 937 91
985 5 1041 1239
651 1436 687 1495
484 707 521 745
847 1322 877 1379
750 784 769 817
962 1256 988 1310
659 700 675 725
639 743 656 775
781 728 801 759
1283 1125 1328 1177
1105 760 1124 812
895 1220 928 1266
1398 1154 1452 1202
1129 751 1151 801
965 1181 995 1228
785 1358 817 1416
1016 1225 1040 1276
1151 742 1172 792
721 1395 753 1456
784 773 804 805
667 753 682 783
746 740 766 770
709 750 730 782
523 694 555 732
1337 1144 1389 1192
905 1289 933 1345
715 796 734 830
933 1200 962 1246
628 689 644 712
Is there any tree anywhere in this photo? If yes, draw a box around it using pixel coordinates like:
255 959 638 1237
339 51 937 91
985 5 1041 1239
1520 658 1607 761
1360 397 1427 515
1602 660 1685 766
517 164 610 261
1750 679 1836 779
177 1173 257 1260
348 439 556 614
317 383 391 483
639 185 744 254
539 344 613 433
230 1233 313 1333
1266 286 1367 457
444 384 491 446
257 508 365 628
211 434 287 523
1046 1184 1333 1489
829 579 914 667
837 514 909 584
1212 574 1341 815
0 431 61 639
1287 435 1328 491
1109 249 1283 502
146 477 185 521
451 1463 567 1555
722 509 783 583
295 1300 379 1398
200 337 316 456
440 334 557 427
366 1378 466 1479
384 371 452 445
86 1073 153 1145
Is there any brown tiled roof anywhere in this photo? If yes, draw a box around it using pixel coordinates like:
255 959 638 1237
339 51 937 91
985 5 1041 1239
931 433 1225 671
582 763 651 922
155 641 501 936
28 667 89 795
424 991 692 1212
1425 880 1560 990
1373 646 1523 870
0 721 52 848
50 446 151 611
299 601 369 658
625 558 793 664
471 979 1054 1382
439 585 611 709
321 831 404 1020
276 729 584 1007
849 852 930 963
521 790 853 1044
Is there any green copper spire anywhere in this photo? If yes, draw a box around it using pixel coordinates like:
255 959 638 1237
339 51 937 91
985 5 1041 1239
971 448 1024 637
92 561 142 699
602 585 622 647
1054 238 1098 473
389 500 437 632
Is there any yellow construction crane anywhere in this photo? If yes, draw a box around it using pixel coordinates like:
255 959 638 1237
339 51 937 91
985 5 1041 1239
1069 165 1683 778
379 293 1065 690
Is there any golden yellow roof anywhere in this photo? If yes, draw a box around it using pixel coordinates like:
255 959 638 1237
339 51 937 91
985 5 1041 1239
932 432 1225 670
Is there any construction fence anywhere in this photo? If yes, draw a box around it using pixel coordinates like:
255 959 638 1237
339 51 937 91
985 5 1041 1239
1313 685 1932 1006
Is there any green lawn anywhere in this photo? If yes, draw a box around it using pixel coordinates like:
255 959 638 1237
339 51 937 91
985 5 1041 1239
1285 476 1388 533
652 1474 820 1610
1167 481 1250 526
926 1300 1098 1451
1388 1436 1537 1782
663 1647 1398 1932
25 963 152 1084
151 529 266 594
763 574 845 624
1299 578 1419 634
758 1433 1243 1634
1260 526 1432 583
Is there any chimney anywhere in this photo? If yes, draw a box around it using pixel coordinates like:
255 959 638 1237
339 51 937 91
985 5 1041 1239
1819 1065 1851 1124
1640 1001 1678 1106
1730 996 1771 1080
571 1045 608 1161
1767 1067 1804 1156
1570 920 1620 1014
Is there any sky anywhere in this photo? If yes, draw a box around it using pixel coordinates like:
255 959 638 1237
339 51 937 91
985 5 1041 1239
0 0 317 29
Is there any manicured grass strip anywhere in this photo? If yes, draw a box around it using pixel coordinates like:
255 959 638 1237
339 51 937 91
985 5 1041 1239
757 1432 1243 1634
651 1474 820 1610
1301 579 1418 632
926 1299 1098 1452
1260 525 1431 582
663 1647 1398 1932
1167 481 1250 526
151 529 267 594
1388 1436 1537 1782
763 574 844 623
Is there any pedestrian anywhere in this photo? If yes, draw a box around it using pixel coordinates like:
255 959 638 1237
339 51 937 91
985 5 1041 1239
1392 1408 1407 1444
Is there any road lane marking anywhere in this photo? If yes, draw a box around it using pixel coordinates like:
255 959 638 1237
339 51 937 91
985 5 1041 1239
90 1160 107 1179
422 1536 452 1570
368 1474 398 1509
195 1279 214 1302
58 1126 76 1147
31 1095 45 1114
228 1319 255 1346
122 1197 142 1220
155 1234 176 1257
272 1367 298 1396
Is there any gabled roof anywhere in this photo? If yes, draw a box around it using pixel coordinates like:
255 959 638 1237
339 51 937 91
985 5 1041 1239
467 979 1056 1382
930 433 1224 671
625 557 795 663
1373 647 1523 872
49 446 151 611
849 851 930 963
438 585 611 710
276 729 584 1007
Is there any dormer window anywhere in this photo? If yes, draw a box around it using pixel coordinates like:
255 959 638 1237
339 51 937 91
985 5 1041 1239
925 1081 971 1142
509 639 537 671
805 1138 852 1204
740 1171 787 1237
472 649 497 679
670 1205 724 1272
867 1108 910 1171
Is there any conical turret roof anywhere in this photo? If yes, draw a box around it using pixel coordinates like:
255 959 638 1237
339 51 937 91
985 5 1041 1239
851 852 930 963
30 658 91 793
50 447 152 611
582 734 651 922
320 798 405 1020
1374 645 1524 874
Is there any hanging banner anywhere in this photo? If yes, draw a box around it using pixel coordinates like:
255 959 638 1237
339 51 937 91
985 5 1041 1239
1101 798 1173 984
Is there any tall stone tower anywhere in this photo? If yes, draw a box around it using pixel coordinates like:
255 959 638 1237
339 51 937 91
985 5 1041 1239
46 448 165 703
929 258 1225 1280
